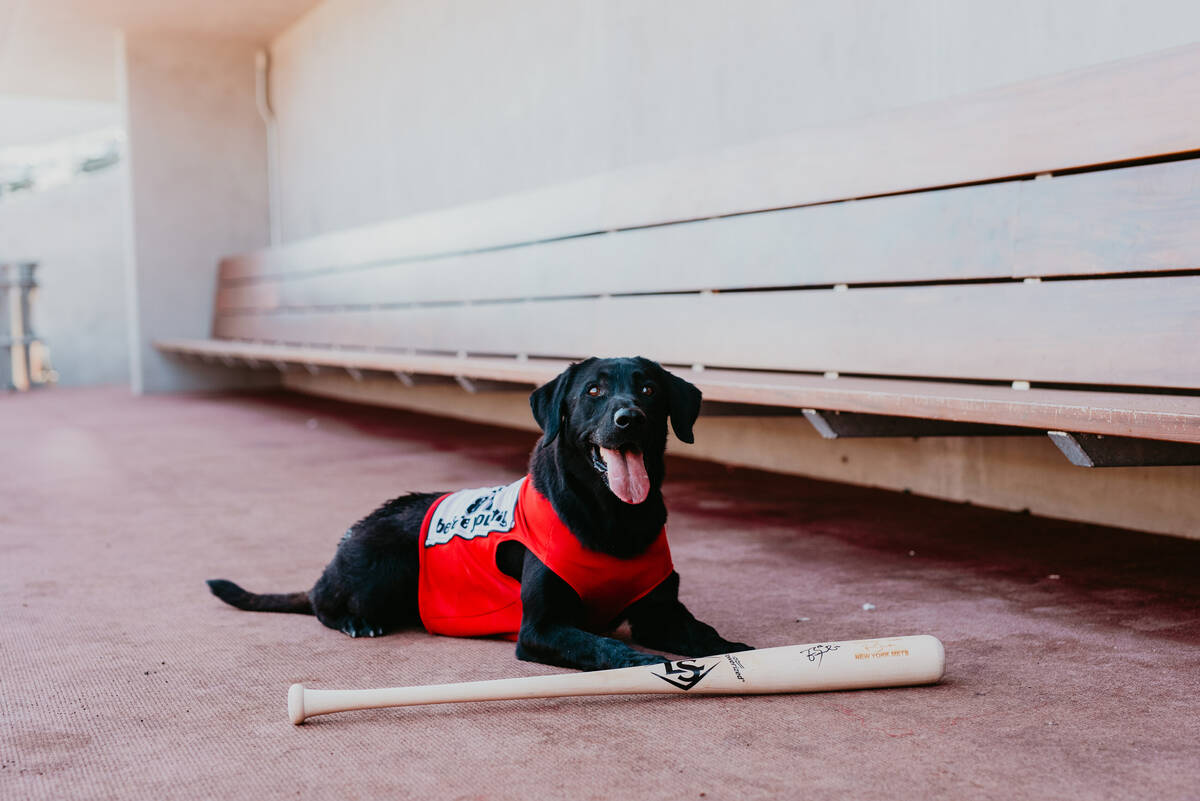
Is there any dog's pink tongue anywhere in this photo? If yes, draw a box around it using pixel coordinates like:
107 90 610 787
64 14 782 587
600 447 649 505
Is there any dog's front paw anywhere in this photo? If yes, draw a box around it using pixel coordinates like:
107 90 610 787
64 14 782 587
338 617 385 638
687 640 753 657
621 651 670 668
515 639 665 671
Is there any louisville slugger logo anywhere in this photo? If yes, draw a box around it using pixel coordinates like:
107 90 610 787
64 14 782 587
652 659 716 691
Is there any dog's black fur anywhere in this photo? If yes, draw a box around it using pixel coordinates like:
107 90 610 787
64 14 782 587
208 356 750 670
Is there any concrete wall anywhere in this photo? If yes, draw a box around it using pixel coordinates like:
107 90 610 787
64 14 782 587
0 97 121 147
0 167 130 386
269 0 1200 241
253 0 1200 539
119 32 278 393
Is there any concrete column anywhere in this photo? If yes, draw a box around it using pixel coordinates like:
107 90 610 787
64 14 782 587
119 31 278 393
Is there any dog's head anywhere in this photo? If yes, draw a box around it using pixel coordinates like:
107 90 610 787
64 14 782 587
530 357 701 505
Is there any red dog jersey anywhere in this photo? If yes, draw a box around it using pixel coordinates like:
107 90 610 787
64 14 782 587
417 476 674 640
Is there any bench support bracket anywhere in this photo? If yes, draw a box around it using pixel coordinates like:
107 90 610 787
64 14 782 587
1047 431 1200 467
453 375 531 394
802 409 1036 439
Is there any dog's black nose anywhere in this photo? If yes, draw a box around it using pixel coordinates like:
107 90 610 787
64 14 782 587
613 407 645 429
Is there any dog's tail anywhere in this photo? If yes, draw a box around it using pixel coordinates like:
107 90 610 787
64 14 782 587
206 579 313 615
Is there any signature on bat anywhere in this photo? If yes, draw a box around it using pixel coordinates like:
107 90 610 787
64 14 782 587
805 644 840 667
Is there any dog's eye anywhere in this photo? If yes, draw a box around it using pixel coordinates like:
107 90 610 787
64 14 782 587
640 384 655 397
586 384 602 397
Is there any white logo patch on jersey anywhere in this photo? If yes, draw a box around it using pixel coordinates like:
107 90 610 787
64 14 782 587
424 478 523 547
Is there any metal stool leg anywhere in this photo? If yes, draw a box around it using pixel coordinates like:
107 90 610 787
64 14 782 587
17 263 39 387
0 264 13 390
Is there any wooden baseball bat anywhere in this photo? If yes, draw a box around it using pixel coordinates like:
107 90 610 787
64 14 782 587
288 634 944 724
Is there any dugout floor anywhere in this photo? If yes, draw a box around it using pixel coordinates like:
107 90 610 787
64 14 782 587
3 386 1198 801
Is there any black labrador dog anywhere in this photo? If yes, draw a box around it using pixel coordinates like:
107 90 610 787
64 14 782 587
208 356 750 670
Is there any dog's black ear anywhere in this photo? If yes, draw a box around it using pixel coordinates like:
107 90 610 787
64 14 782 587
530 363 579 444
662 367 702 444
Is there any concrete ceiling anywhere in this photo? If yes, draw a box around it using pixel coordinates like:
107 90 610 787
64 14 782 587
5 0 324 40
0 0 322 100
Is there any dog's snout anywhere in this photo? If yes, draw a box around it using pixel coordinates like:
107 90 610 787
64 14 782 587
613 406 645 430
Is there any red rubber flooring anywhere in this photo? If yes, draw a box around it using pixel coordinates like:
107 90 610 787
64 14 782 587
2 387 1198 800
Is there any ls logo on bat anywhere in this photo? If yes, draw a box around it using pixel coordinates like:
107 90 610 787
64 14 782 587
653 659 716 691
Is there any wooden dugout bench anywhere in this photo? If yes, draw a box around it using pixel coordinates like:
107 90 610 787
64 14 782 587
158 44 1200 468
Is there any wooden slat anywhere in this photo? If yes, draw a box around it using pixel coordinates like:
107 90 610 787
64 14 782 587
216 180 1021 310
1015 159 1200 276
216 157 1200 312
153 339 1200 443
212 276 1200 389
219 44 1200 283
693 369 1200 444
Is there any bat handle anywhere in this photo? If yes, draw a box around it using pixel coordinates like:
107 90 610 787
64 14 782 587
289 683 308 725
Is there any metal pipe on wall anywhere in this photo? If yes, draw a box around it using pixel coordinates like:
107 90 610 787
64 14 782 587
255 50 282 247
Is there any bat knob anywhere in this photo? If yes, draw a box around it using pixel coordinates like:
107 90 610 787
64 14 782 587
288 683 307 725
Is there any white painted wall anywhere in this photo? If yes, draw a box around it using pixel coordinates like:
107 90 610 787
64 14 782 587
0 96 120 147
269 0 1200 242
0 167 130 386
120 31 277 393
